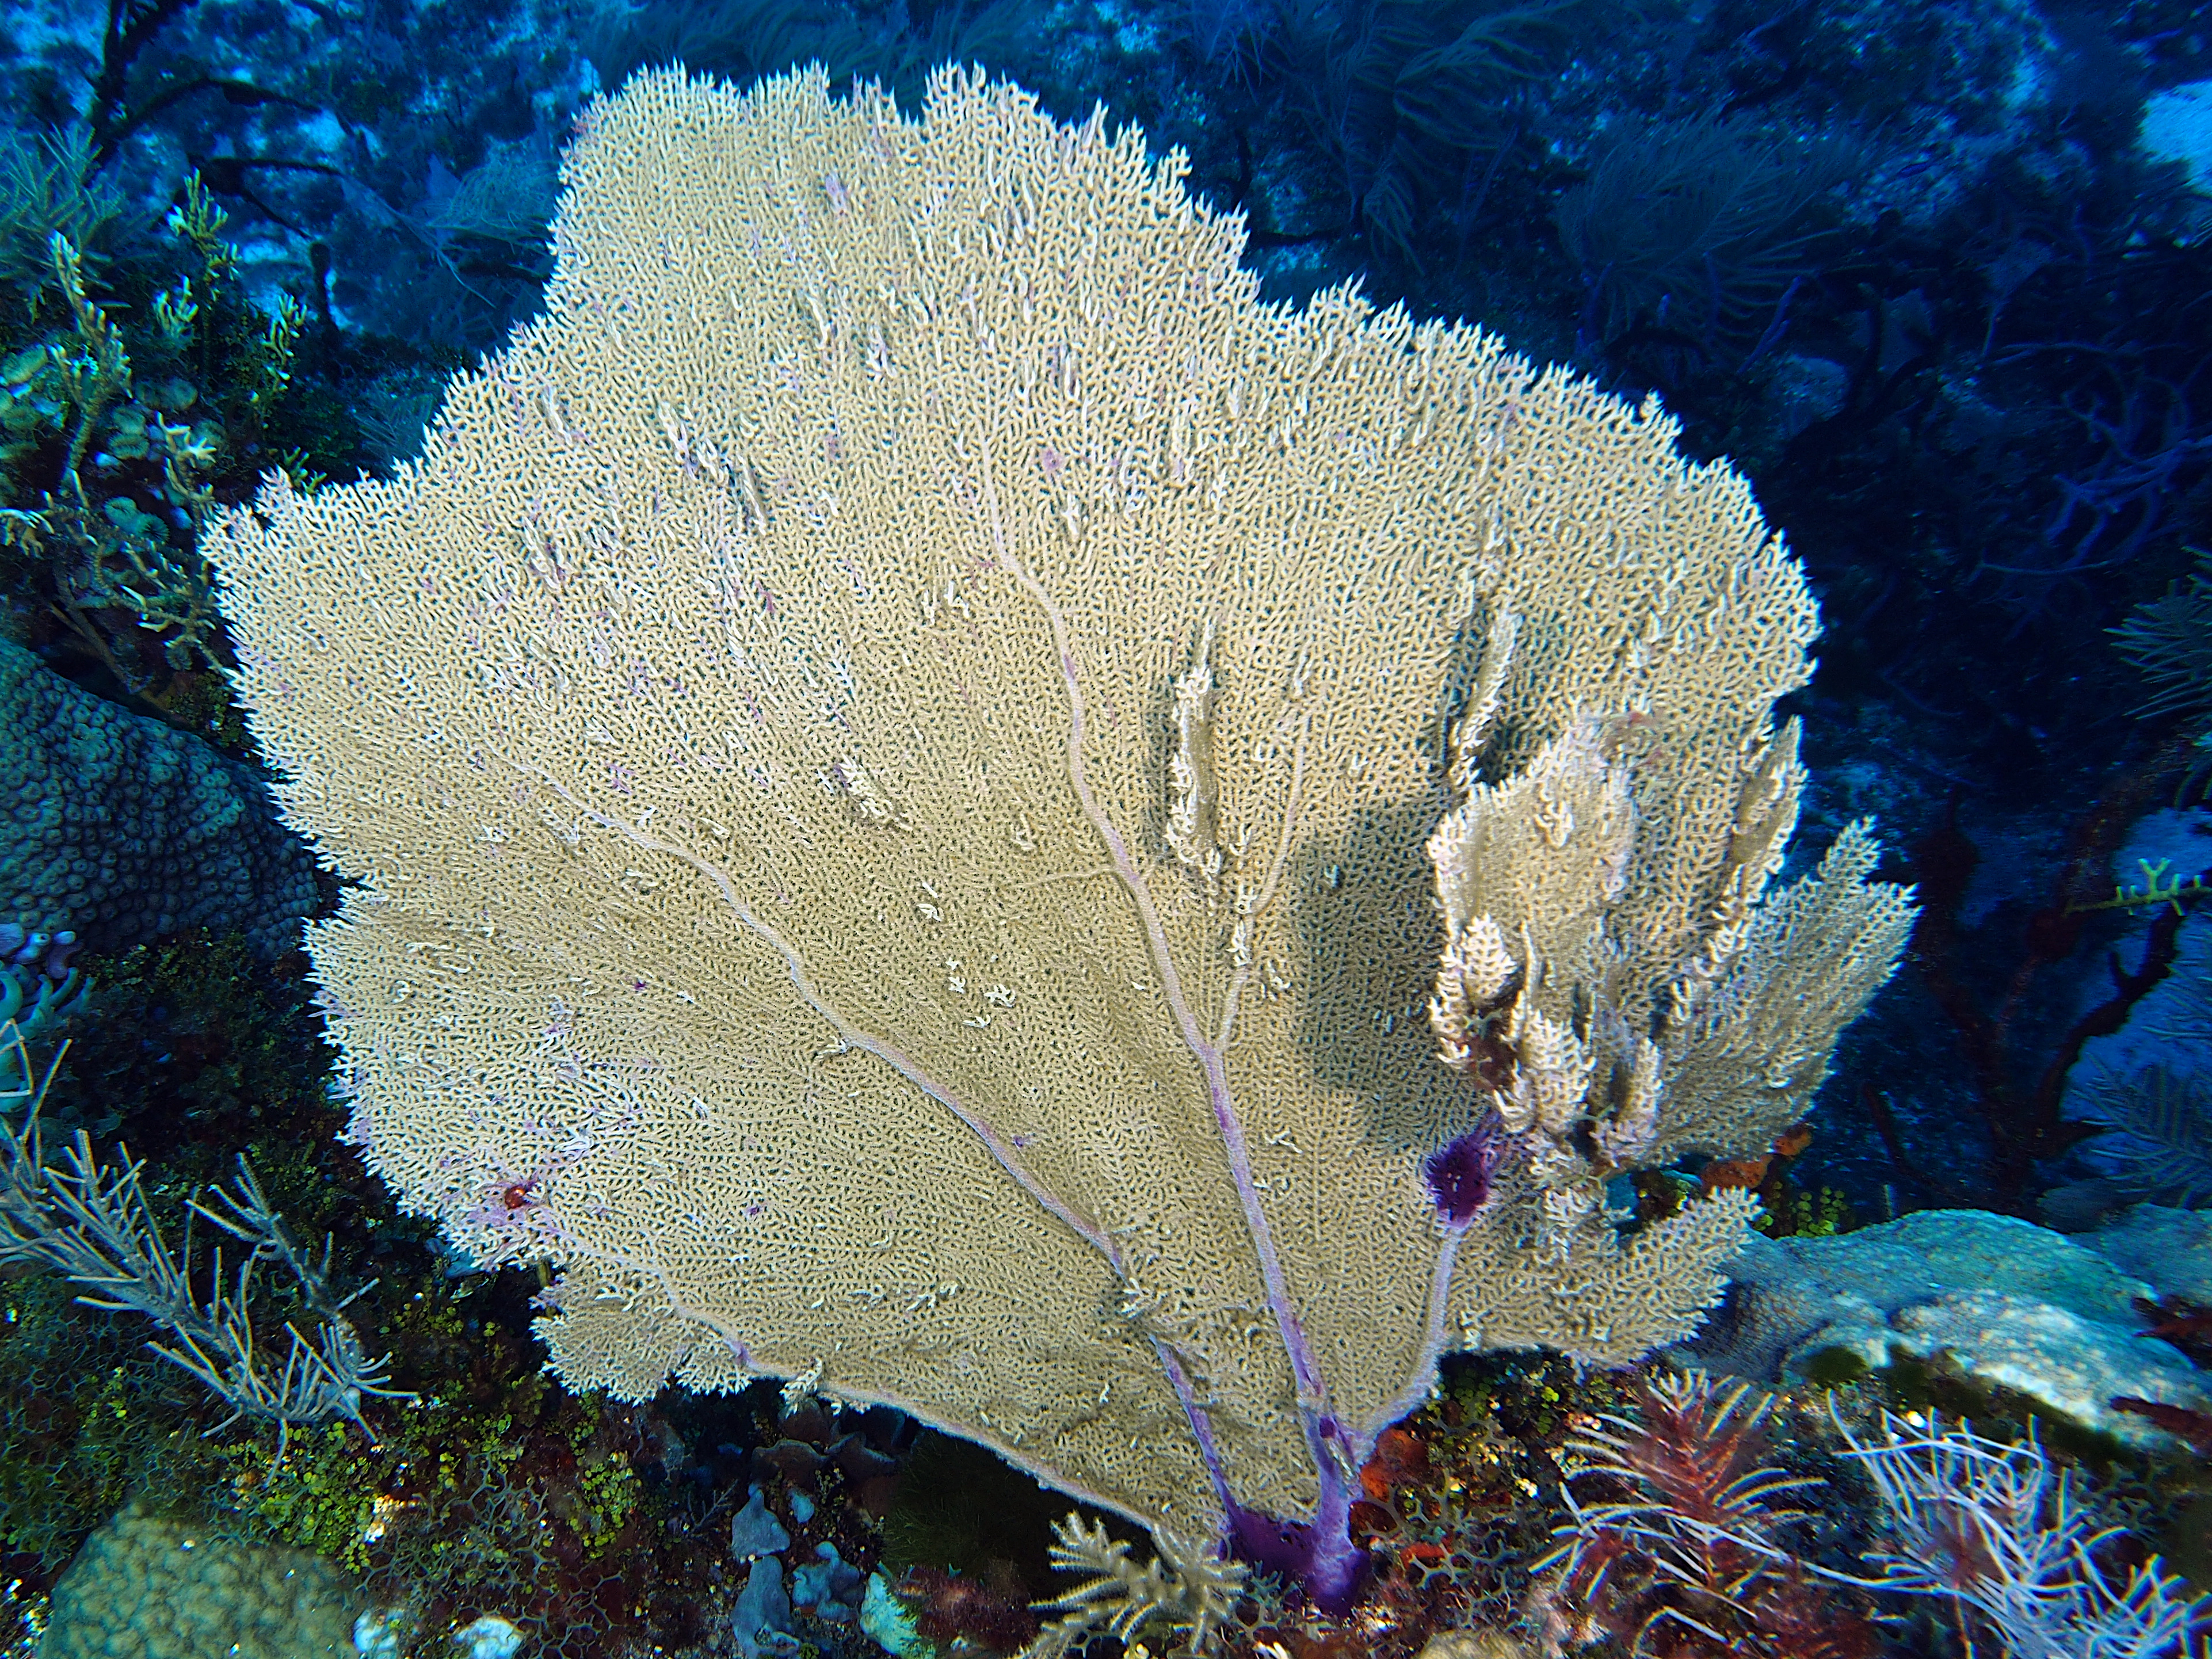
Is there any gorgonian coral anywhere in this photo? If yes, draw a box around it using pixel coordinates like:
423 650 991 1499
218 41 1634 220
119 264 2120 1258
1541 1372 1877 1658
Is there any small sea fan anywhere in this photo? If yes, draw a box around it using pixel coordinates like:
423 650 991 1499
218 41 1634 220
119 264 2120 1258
1542 1372 1877 1658
2076 1065 2212 1208
2115 547 2212 722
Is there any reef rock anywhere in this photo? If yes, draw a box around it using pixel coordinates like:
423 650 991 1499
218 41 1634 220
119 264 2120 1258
1677 1207 2210 1447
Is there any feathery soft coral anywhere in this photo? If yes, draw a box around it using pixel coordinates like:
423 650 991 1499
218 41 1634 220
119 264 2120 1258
1541 1372 1878 1658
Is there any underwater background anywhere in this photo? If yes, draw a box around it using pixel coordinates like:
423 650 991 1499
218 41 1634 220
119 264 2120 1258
0 0 2209 1655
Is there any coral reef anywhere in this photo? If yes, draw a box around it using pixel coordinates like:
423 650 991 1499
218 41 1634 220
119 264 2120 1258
1542 1374 2212 1659
0 1023 403 1447
0 0 2205 1654
0 936 771 1659
1838 1408 2210 1657
0 176 334 704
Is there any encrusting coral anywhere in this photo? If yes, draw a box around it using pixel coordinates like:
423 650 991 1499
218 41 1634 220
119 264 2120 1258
201 63 1912 1612
39 1502 363 1659
0 637 321 956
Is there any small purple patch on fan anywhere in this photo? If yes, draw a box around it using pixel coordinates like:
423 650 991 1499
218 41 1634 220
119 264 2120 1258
1424 1121 1502 1225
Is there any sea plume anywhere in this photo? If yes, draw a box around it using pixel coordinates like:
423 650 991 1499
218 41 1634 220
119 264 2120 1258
1540 1372 1877 1657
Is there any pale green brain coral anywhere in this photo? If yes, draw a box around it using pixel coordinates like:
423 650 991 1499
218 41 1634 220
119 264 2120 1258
40 1505 363 1659
0 639 321 956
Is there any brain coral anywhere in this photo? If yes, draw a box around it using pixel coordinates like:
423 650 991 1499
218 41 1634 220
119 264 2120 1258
0 639 319 957
40 1504 362 1659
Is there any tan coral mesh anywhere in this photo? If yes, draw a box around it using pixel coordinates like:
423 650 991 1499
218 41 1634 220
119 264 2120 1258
205 65 1901 1549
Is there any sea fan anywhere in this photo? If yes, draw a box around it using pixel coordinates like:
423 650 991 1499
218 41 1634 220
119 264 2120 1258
1555 117 1858 346
2115 547 2212 722
2076 1065 2212 1208
1541 1372 1878 1658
